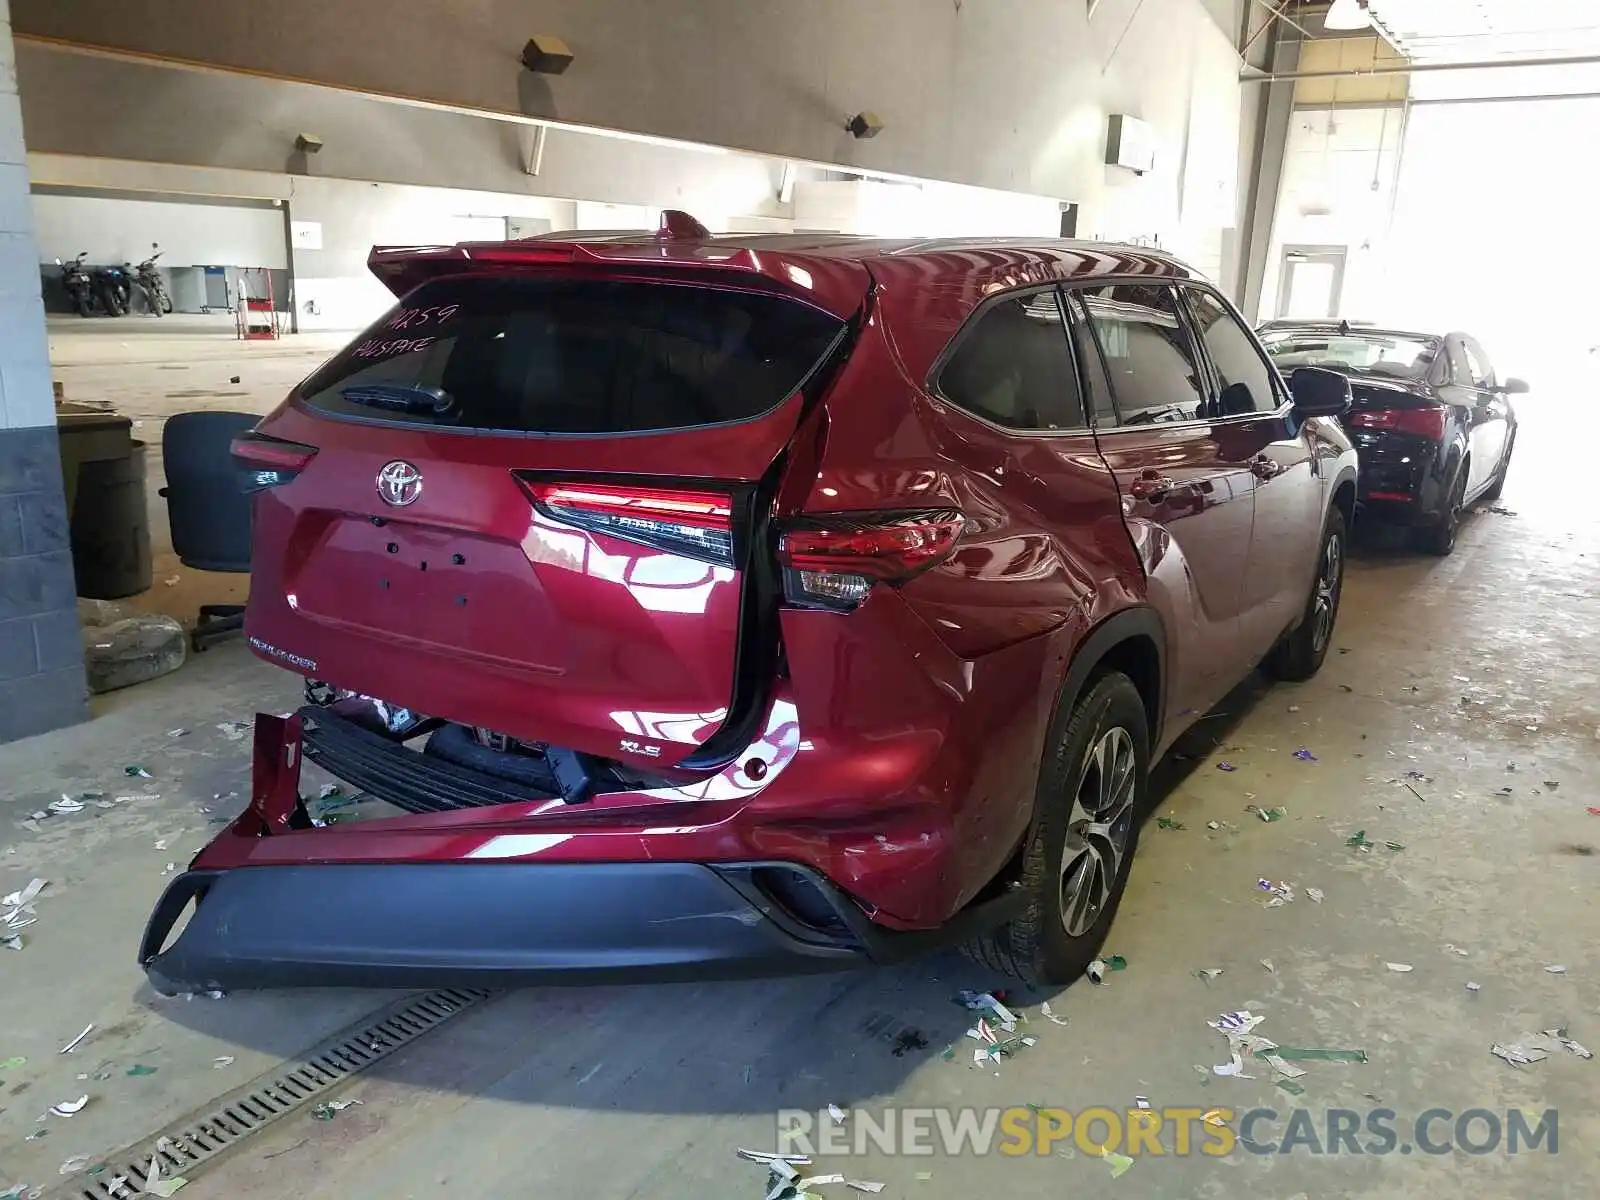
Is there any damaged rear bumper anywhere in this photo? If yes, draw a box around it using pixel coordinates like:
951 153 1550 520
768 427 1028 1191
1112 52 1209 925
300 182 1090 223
138 705 1026 990
139 861 876 992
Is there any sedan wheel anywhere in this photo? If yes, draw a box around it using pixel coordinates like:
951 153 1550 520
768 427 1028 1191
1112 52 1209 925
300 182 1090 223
1481 433 1514 503
1311 533 1341 655
1417 467 1467 556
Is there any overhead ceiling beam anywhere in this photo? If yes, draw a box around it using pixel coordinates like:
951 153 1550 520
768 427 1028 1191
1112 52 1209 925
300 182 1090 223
1284 1 1408 56
1241 50 1600 82
1412 89 1600 106
1244 0 1318 48
1358 1 1409 57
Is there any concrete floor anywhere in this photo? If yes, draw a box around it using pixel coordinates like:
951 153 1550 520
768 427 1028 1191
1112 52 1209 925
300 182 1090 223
2 326 1596 1198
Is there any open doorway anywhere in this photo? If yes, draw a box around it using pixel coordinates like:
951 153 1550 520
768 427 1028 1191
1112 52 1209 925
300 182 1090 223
1276 244 1347 319
32 186 291 331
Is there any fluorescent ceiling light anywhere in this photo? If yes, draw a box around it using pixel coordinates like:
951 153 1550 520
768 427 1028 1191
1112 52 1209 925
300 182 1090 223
1325 0 1373 31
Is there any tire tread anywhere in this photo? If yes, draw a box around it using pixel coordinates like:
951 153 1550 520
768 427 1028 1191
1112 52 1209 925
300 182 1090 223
963 671 1146 985
1265 506 1346 682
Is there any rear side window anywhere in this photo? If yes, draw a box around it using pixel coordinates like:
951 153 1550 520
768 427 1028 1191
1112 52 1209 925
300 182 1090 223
936 288 1087 431
1079 284 1208 426
1061 291 1118 427
1182 286 1282 416
298 276 845 434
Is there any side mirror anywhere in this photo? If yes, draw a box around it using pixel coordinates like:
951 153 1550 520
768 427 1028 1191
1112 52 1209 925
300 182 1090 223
1501 377 1529 395
53 257 61 266
1288 367 1352 418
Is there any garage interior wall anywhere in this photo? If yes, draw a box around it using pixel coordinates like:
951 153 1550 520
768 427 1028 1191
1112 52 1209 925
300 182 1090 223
1262 104 1406 321
790 179 1062 239
30 190 287 270
13 0 1257 296
1257 33 1409 325
283 178 574 330
11 0 1245 200
13 44 792 224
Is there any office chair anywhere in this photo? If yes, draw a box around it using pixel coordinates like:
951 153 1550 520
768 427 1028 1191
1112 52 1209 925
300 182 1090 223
161 411 257 651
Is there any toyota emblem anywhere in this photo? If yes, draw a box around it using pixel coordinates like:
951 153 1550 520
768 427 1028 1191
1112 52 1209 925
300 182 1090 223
376 460 423 507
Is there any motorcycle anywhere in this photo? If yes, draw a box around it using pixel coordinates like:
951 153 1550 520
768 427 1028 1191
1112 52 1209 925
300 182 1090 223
59 251 95 317
134 248 171 316
92 262 130 316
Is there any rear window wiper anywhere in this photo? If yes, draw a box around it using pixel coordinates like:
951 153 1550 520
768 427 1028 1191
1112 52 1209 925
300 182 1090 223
340 383 457 416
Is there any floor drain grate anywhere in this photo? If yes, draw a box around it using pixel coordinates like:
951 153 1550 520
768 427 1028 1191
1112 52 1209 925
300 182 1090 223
50 987 493 1198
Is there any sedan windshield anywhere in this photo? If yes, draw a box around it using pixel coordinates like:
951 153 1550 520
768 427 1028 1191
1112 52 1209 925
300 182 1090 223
1259 329 1440 381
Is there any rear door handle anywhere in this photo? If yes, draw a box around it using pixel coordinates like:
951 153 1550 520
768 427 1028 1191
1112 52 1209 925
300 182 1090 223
1129 472 1177 499
1250 455 1281 481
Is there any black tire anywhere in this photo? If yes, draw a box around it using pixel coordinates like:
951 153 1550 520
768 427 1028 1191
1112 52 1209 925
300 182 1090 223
160 293 173 314
74 295 92 317
142 285 164 316
965 671 1148 986
1265 506 1346 683
1479 432 1514 503
1414 464 1467 556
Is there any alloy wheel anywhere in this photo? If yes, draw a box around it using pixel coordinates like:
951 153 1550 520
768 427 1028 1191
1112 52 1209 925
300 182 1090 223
1311 531 1342 654
1444 471 1467 542
1058 725 1137 937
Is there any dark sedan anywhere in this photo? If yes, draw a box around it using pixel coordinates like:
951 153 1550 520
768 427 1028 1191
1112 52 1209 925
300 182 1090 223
1258 321 1525 554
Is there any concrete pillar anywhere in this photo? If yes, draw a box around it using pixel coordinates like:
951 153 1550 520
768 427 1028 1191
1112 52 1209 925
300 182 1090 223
1237 28 1301 323
0 0 89 741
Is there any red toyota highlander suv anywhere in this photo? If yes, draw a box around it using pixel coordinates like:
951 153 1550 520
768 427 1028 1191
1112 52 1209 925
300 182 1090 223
140 216 1356 991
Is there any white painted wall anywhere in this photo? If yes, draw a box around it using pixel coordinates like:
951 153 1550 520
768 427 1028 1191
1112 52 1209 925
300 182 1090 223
1260 105 1405 322
284 177 576 330
29 192 287 268
792 179 1060 238
572 202 659 232
917 181 1062 238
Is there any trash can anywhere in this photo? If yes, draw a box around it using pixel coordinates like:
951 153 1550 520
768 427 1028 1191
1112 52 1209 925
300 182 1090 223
68 439 153 599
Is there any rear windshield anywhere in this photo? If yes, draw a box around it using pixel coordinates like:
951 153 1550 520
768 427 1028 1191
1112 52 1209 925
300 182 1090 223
298 275 846 435
1259 329 1439 381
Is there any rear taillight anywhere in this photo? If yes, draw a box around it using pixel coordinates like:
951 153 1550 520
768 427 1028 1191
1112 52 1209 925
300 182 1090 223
520 480 735 566
777 509 965 612
1347 404 1448 440
231 432 317 493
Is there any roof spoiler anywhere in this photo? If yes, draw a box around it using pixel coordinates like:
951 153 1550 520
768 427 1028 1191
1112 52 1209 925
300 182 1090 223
365 218 868 317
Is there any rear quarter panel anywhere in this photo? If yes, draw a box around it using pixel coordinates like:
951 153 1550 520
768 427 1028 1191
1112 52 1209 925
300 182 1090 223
785 305 1143 918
